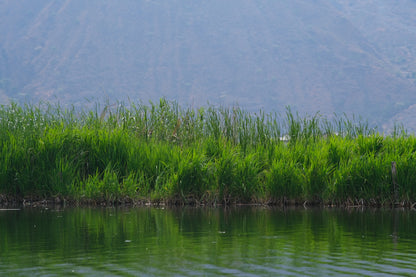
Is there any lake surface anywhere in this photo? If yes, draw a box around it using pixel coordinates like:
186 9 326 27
1 206 415 276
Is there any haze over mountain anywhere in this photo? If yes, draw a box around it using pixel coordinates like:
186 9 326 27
1 0 416 131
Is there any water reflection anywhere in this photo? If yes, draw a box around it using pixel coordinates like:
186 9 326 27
0 207 415 276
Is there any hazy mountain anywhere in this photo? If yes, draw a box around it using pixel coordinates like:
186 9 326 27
1 0 416 131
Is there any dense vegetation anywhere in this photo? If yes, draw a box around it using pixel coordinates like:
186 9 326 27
1 99 415 206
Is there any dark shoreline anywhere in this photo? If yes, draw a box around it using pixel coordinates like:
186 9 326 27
1 194 415 210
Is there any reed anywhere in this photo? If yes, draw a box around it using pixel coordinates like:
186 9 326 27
1 99 415 206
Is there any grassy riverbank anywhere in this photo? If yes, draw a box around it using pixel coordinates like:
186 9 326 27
1 99 415 206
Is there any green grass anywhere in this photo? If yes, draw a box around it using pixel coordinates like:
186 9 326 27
0 99 415 206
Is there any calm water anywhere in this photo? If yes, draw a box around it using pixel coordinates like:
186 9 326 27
0 206 415 276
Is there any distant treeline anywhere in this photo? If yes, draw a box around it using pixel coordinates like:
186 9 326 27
0 99 415 206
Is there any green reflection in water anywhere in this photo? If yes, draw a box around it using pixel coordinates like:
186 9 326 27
1 207 416 276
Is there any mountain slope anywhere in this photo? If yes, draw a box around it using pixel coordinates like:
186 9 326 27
1 0 415 130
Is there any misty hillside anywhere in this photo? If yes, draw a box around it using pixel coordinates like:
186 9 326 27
1 0 416 131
